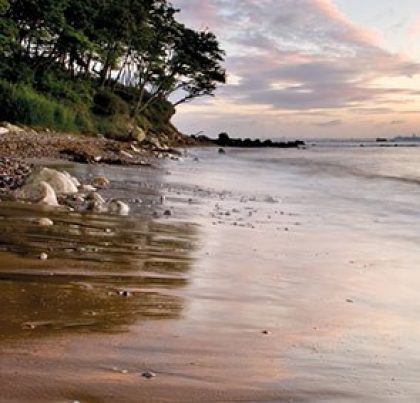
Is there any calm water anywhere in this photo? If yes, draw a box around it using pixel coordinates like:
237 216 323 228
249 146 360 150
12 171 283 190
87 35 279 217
1 145 420 402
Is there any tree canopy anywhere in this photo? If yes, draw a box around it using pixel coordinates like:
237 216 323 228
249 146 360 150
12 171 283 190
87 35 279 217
0 0 225 132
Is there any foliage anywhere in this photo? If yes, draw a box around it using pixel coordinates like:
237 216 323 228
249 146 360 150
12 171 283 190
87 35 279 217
0 0 226 135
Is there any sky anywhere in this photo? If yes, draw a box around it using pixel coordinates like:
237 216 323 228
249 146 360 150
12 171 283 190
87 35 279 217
171 0 420 139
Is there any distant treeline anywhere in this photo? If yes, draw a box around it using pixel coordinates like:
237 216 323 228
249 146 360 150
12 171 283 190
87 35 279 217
0 0 225 135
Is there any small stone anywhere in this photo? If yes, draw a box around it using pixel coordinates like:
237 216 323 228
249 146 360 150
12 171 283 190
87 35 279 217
261 330 271 335
163 209 172 216
37 217 54 227
39 252 48 261
92 176 110 189
346 298 354 303
141 371 156 379
118 290 131 297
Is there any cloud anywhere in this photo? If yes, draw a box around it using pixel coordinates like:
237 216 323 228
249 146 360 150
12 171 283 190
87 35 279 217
172 0 420 137
315 119 342 127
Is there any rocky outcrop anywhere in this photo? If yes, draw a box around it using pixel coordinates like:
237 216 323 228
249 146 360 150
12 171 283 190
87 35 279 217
192 132 306 149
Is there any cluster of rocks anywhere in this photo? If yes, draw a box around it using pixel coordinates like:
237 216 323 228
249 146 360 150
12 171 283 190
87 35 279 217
0 157 32 191
12 167 130 215
192 132 306 149
0 122 188 167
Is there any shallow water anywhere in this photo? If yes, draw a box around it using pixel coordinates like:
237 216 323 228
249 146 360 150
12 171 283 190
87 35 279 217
1 146 420 402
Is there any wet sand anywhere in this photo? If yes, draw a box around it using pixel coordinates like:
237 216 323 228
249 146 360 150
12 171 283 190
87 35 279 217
1 148 420 402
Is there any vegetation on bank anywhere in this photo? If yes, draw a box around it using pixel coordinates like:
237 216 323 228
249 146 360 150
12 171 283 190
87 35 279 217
0 0 225 138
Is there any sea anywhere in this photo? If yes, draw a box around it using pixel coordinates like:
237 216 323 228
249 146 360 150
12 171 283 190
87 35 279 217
1 141 420 402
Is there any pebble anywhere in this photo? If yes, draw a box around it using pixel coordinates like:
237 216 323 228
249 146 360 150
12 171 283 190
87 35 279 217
37 217 54 227
118 290 131 297
163 209 172 216
141 371 156 379
92 176 110 189
39 252 48 261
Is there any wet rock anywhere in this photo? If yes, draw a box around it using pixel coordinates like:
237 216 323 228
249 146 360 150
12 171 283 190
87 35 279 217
141 371 156 379
81 184 97 192
92 176 110 189
117 290 131 297
37 217 54 227
27 168 78 195
87 192 107 213
62 170 81 188
18 181 61 206
39 252 48 261
264 196 279 204
108 200 130 216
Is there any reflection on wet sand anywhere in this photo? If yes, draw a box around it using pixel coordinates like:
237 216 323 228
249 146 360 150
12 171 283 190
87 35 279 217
0 202 196 340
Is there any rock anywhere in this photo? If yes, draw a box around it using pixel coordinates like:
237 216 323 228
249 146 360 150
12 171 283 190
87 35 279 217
149 137 162 149
38 182 60 206
163 209 172 216
92 176 110 189
108 200 130 216
261 330 271 335
218 148 226 154
19 181 60 206
264 196 279 204
62 171 81 188
131 126 146 143
0 127 9 135
37 217 54 227
82 184 97 192
1 122 24 133
121 150 134 159
141 371 156 379
87 192 107 213
27 168 78 195
39 252 48 261
117 290 131 297
130 144 142 153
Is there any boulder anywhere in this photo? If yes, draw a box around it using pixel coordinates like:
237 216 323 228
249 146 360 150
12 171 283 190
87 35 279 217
62 171 81 188
17 181 59 206
28 168 78 195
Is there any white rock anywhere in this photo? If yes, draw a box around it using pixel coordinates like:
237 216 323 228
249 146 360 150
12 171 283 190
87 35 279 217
0 127 9 135
62 171 81 188
29 168 78 195
108 200 130 216
82 184 97 192
2 122 24 133
121 150 134 159
37 182 60 206
37 217 54 226
39 252 48 261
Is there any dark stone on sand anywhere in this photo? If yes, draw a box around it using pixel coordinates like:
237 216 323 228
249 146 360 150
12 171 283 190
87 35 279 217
142 371 156 379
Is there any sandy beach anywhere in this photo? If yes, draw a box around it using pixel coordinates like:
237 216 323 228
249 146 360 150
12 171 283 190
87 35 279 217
0 144 419 401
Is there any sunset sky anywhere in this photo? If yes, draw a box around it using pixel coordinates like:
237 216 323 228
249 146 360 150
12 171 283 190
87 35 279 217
172 0 420 139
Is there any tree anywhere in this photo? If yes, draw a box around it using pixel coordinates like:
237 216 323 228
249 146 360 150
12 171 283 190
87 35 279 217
129 1 225 116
